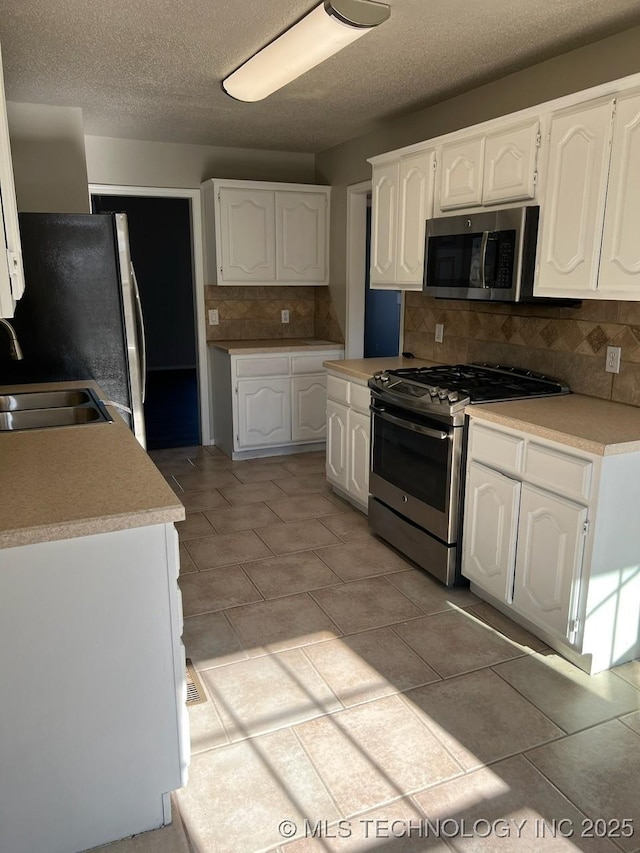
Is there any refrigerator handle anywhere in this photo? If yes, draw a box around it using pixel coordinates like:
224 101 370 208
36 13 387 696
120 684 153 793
130 262 147 403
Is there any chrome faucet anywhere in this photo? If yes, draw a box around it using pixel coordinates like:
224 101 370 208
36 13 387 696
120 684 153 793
0 319 24 360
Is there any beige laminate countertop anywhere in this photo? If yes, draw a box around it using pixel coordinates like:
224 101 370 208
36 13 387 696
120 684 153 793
470 394 640 456
323 356 440 381
0 380 184 549
209 339 344 354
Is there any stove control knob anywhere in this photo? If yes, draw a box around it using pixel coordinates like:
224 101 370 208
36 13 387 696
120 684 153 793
438 389 448 400
381 374 390 384
373 372 382 381
448 391 460 403
429 386 439 397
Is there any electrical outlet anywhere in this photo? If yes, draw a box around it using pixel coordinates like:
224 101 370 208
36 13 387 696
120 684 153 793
435 323 444 344
606 345 621 374
208 309 219 326
281 309 290 324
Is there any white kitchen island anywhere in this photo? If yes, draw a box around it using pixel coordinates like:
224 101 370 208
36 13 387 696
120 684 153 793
0 382 188 853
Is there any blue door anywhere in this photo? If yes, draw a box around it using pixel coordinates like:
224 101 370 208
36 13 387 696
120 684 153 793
364 204 401 358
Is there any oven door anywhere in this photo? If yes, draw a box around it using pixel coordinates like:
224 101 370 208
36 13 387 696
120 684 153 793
369 400 463 544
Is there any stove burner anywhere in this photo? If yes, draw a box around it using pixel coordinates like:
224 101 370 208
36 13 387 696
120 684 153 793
369 363 569 420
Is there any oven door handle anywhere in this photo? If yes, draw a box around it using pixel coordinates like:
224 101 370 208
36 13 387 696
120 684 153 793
371 407 449 440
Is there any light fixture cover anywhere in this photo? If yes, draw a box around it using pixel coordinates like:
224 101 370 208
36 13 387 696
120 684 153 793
222 0 390 102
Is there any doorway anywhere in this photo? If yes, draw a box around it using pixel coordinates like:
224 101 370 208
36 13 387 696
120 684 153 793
363 202 401 357
345 181 403 358
91 193 200 449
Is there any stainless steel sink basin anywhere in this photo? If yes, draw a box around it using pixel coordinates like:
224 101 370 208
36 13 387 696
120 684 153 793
0 407 105 430
0 387 112 431
0 389 91 412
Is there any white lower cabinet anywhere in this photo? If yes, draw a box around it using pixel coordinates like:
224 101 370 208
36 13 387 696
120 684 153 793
512 485 586 641
347 410 370 505
326 371 370 511
237 378 291 447
463 461 520 602
462 417 640 673
326 400 348 490
292 375 328 442
211 347 343 458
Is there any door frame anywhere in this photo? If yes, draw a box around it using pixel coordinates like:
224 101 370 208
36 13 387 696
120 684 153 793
345 180 370 359
88 183 210 446
345 179 404 359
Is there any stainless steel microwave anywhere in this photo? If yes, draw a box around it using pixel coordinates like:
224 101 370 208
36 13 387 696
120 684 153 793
424 205 539 302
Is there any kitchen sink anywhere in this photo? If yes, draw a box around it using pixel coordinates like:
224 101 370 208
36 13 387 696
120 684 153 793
0 389 91 412
0 387 112 431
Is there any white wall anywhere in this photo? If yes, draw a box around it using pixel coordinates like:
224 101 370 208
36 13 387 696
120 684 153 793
7 102 89 213
85 136 315 188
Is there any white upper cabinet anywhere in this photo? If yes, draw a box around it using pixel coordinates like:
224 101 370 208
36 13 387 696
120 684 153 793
370 161 397 284
276 191 328 282
202 179 330 287
438 121 539 213
482 119 539 205
218 187 276 283
0 43 25 318
370 149 434 290
396 151 434 285
598 91 640 298
536 99 614 296
439 137 484 211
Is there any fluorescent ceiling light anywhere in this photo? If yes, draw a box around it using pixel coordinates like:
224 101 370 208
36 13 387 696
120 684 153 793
222 0 391 102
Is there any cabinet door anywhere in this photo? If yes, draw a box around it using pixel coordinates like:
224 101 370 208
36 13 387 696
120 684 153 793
236 378 291 448
598 92 640 299
347 409 370 505
482 120 539 205
276 191 328 283
536 99 614 296
512 485 586 642
438 137 484 211
218 188 275 282
326 400 348 490
0 44 24 318
291 374 327 442
396 150 434 289
462 461 520 602
370 161 398 285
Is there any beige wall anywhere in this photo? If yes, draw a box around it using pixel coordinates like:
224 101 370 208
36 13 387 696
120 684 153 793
315 25 640 335
84 136 315 189
7 102 89 213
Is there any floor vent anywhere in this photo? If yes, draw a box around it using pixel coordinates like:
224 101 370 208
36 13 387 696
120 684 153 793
185 658 207 706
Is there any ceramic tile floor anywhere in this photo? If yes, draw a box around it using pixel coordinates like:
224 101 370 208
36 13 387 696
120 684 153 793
94 445 640 853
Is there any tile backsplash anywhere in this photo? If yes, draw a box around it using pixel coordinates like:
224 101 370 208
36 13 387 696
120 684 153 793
205 285 344 343
404 294 640 407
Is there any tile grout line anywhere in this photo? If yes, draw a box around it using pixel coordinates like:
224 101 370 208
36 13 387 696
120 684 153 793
488 663 609 738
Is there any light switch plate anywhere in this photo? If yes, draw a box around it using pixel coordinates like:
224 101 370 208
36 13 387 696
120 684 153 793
281 309 290 324
435 323 444 343
208 309 219 325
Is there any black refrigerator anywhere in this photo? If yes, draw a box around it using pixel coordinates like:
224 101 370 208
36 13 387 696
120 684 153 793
3 213 147 447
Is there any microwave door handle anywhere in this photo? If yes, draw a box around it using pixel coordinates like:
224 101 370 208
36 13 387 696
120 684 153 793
371 407 449 440
479 230 490 288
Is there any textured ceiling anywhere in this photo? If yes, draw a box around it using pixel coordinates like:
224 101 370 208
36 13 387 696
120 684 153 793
1 0 640 153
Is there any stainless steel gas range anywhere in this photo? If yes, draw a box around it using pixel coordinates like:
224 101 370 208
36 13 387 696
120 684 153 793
368 363 569 586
